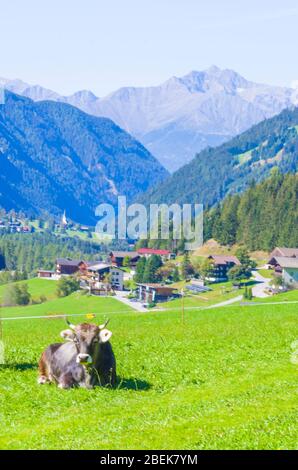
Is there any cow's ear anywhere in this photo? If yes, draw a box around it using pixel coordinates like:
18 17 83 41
98 328 112 343
60 329 76 341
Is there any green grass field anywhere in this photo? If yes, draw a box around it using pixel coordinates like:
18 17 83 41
163 281 245 309
257 269 274 279
253 289 298 303
0 292 297 450
0 278 59 305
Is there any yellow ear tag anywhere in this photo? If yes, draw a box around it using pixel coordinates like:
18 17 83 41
86 313 96 320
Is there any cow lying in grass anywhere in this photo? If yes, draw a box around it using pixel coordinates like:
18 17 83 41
38 319 116 389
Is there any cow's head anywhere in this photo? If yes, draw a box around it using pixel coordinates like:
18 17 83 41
60 319 112 365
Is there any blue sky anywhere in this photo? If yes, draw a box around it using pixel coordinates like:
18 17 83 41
0 0 297 96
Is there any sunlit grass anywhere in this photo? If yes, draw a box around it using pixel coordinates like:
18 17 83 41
0 278 59 305
0 292 297 449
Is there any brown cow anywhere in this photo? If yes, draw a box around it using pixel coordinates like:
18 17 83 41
38 319 116 389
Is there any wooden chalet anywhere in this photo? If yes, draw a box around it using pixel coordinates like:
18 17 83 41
268 247 298 267
84 262 124 291
207 255 241 282
268 256 298 287
137 283 179 304
109 251 140 268
56 258 88 276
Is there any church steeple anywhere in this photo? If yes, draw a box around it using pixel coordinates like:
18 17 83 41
61 210 68 227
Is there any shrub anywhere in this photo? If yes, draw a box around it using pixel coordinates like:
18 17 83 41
56 277 80 298
3 283 31 306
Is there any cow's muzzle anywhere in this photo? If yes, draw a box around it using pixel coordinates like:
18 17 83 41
76 354 92 364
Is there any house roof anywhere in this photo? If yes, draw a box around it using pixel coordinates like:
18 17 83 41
208 255 241 266
137 248 170 256
110 251 139 259
56 258 84 267
272 257 298 269
88 263 111 272
87 260 105 267
137 283 177 291
271 247 298 257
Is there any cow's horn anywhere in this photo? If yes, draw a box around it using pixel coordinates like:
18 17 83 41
99 319 110 330
65 318 76 330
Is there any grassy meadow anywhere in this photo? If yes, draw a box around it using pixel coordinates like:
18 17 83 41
252 289 298 303
0 278 59 305
0 286 298 450
162 280 245 309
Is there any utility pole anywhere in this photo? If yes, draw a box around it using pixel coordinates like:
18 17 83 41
181 288 185 324
0 316 4 365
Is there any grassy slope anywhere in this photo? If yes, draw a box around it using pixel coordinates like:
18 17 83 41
253 289 298 303
192 240 269 266
162 281 245 309
64 229 99 243
257 269 274 279
0 291 131 319
0 278 59 305
0 294 298 450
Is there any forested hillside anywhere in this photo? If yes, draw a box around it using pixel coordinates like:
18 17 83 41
204 171 298 251
0 91 167 224
0 233 105 275
3 66 297 171
141 107 298 208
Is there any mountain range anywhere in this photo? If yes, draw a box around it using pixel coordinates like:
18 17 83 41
0 91 167 224
2 66 298 171
139 106 298 208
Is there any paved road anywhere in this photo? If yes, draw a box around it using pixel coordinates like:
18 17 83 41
251 270 271 298
114 291 148 312
205 295 243 309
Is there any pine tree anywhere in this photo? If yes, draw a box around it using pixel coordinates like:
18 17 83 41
134 257 146 283
181 252 194 279
142 255 162 283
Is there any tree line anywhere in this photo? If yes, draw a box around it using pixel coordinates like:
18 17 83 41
0 232 104 276
204 170 298 251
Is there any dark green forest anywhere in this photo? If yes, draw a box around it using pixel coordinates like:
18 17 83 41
135 171 297 252
0 91 167 224
204 171 298 251
141 107 298 209
0 233 104 275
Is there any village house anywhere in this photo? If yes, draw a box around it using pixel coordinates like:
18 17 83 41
56 258 88 276
37 269 57 279
268 247 298 268
80 225 90 232
267 256 298 287
207 255 241 282
0 217 34 234
86 262 124 291
137 248 176 260
38 258 88 279
137 283 179 304
109 251 140 268
38 257 125 291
